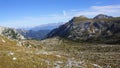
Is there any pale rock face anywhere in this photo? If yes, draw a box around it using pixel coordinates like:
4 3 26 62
17 42 23 46
9 52 14 55
12 57 17 60
0 26 6 34
0 26 25 40
1 39 5 43
92 64 102 68
94 14 113 19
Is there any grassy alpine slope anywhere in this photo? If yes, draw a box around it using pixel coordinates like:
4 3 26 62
0 35 120 68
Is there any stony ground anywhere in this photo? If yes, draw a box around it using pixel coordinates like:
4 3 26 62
0 36 120 68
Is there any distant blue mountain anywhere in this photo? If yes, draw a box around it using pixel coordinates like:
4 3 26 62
30 22 65 31
17 22 65 40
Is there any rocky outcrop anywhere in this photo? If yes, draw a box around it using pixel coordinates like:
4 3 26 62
94 14 113 19
0 26 25 40
46 14 120 43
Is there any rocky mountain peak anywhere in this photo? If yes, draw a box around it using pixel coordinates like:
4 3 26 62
94 14 113 19
69 16 89 24
73 16 88 21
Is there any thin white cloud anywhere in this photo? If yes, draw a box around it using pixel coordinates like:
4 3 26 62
74 5 120 17
95 2 102 4
91 5 120 13
1 14 71 28
63 10 67 16
92 5 120 10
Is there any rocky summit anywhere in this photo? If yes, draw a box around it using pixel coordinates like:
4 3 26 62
94 14 113 19
0 26 25 40
46 14 120 44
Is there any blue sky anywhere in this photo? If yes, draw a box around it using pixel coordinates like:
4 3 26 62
0 0 120 28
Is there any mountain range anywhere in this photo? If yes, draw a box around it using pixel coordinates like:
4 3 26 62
30 22 65 31
46 14 120 44
1 14 120 43
17 29 50 40
17 22 64 40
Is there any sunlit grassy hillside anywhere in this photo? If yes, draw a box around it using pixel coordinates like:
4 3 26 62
0 36 120 68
